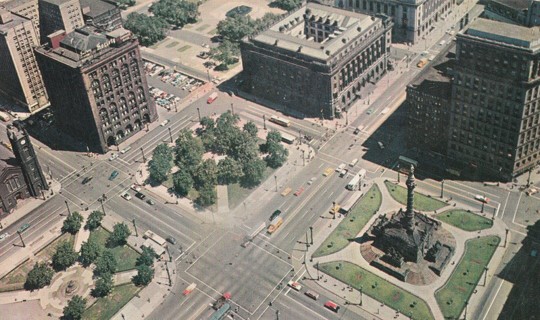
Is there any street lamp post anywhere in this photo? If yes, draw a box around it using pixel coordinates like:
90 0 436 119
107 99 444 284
359 286 363 306
230 103 234 115
302 150 305 166
132 218 138 237
481 197 485 213
483 267 488 286
332 201 336 219
99 197 106 216
274 175 278 192
17 231 26 247
397 165 400 183
140 147 146 163
504 228 509 247
263 115 267 130
197 107 201 122
309 226 313 245
441 179 445 198
316 261 320 280
65 200 71 217
168 127 173 143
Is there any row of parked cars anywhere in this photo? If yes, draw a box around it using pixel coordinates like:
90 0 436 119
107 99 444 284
143 61 166 77
149 87 180 110
157 70 204 92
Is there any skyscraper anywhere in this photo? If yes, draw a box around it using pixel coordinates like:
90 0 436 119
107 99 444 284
0 0 40 38
0 9 49 113
38 0 83 43
35 27 158 153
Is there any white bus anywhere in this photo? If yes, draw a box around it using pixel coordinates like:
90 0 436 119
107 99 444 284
339 191 363 214
269 116 291 127
280 132 296 144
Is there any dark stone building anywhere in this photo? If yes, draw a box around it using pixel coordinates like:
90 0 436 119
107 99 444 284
448 18 540 179
1 122 48 218
406 45 454 155
241 3 392 119
34 27 158 153
483 0 540 27
80 0 122 32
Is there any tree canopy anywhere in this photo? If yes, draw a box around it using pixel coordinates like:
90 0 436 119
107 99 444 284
52 240 78 271
173 168 194 197
271 0 302 11
85 210 104 231
148 143 173 183
150 0 199 28
217 14 255 42
217 157 243 185
62 295 86 320
175 129 204 172
124 13 168 47
107 223 131 247
136 246 157 267
195 184 217 207
92 273 113 298
243 121 258 139
79 237 102 267
209 40 239 67
132 264 154 286
62 212 83 234
25 262 54 290
241 158 267 188
94 250 117 276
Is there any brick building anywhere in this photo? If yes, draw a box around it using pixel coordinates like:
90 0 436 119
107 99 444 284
241 3 392 119
34 27 158 153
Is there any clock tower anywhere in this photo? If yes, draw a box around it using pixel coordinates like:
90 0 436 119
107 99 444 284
7 122 48 197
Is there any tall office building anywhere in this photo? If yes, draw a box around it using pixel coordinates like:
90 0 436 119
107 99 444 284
38 0 83 43
447 18 540 179
0 0 40 38
320 0 455 43
35 27 158 153
241 3 392 119
0 10 49 113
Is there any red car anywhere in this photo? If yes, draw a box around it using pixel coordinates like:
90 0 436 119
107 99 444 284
294 187 304 196
324 300 340 312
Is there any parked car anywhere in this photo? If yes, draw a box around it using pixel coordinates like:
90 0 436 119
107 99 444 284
135 192 146 200
146 199 156 205
166 236 177 245
474 195 489 203
287 281 302 291
0 233 9 242
81 176 93 184
121 192 132 201
109 170 119 180
109 153 118 161
130 184 142 192
269 210 282 221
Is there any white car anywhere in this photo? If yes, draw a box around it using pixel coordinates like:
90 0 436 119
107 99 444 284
130 184 142 192
0 233 9 242
109 153 118 161
474 195 489 203
336 163 346 172
287 281 302 291
121 192 132 201
160 120 169 127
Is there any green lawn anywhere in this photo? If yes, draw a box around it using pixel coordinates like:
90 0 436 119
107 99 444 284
177 45 191 52
436 210 493 231
196 24 210 32
88 228 139 272
313 184 381 258
83 283 140 320
384 180 447 212
435 236 500 319
320 261 433 320
0 233 75 292
165 40 179 48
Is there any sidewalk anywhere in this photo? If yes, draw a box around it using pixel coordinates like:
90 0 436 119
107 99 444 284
0 180 61 230
295 178 510 320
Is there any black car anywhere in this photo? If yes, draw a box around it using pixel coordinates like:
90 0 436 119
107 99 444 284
81 176 93 184
135 192 146 200
269 210 282 221
166 236 177 245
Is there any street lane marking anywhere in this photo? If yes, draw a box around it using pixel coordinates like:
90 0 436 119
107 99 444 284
481 279 504 320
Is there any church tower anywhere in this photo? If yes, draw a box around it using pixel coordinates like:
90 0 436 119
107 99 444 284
404 165 416 230
7 122 48 197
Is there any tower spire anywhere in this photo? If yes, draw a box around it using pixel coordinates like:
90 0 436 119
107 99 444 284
405 165 416 230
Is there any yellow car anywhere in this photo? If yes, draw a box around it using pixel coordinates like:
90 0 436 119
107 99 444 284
323 167 334 177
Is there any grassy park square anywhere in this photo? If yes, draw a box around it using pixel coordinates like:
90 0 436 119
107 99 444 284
319 261 434 320
88 227 139 272
384 180 447 212
436 210 493 231
313 184 381 258
435 236 500 319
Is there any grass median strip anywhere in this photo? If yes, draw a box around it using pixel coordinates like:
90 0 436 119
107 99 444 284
83 283 140 320
319 261 434 320
435 235 500 319
436 209 493 231
312 184 381 258
384 180 447 212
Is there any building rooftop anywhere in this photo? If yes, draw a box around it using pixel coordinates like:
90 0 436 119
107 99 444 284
60 26 109 53
80 0 116 18
250 3 382 61
409 44 455 98
464 18 540 49
40 0 73 6
0 9 30 31
489 0 530 10
0 0 36 10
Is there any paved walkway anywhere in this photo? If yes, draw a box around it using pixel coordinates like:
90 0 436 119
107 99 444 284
295 177 509 320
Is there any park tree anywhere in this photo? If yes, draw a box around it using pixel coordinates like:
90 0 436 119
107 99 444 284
150 0 199 28
272 0 302 11
94 250 117 276
62 295 86 320
148 143 173 183
92 273 113 298
229 131 259 164
52 240 78 271
193 159 218 189
212 111 241 154
265 141 289 168
254 13 283 32
124 13 168 47
195 184 217 207
107 223 131 247
217 157 243 185
209 40 240 67
198 116 217 149
243 121 258 139
175 129 204 172
241 158 266 188
79 237 102 267
199 116 215 133
217 13 255 42
85 210 104 231
172 168 194 197
25 262 54 290
132 264 154 286
62 211 83 234
136 246 157 267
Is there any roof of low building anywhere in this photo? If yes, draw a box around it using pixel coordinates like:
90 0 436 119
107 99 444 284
489 0 530 10
80 0 116 18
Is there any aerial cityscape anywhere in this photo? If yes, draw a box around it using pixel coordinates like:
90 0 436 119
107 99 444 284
0 0 538 319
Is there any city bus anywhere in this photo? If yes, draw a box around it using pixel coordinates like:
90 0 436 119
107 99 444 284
269 115 291 127
280 132 296 144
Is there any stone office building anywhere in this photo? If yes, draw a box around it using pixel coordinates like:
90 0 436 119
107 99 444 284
35 27 158 153
241 3 392 119
80 0 122 32
448 18 540 179
318 0 455 44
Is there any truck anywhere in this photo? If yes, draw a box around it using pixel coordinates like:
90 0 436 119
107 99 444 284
417 58 428 68
209 303 231 320
267 217 283 234
346 173 360 191
207 92 218 104
183 283 197 295
212 292 231 310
